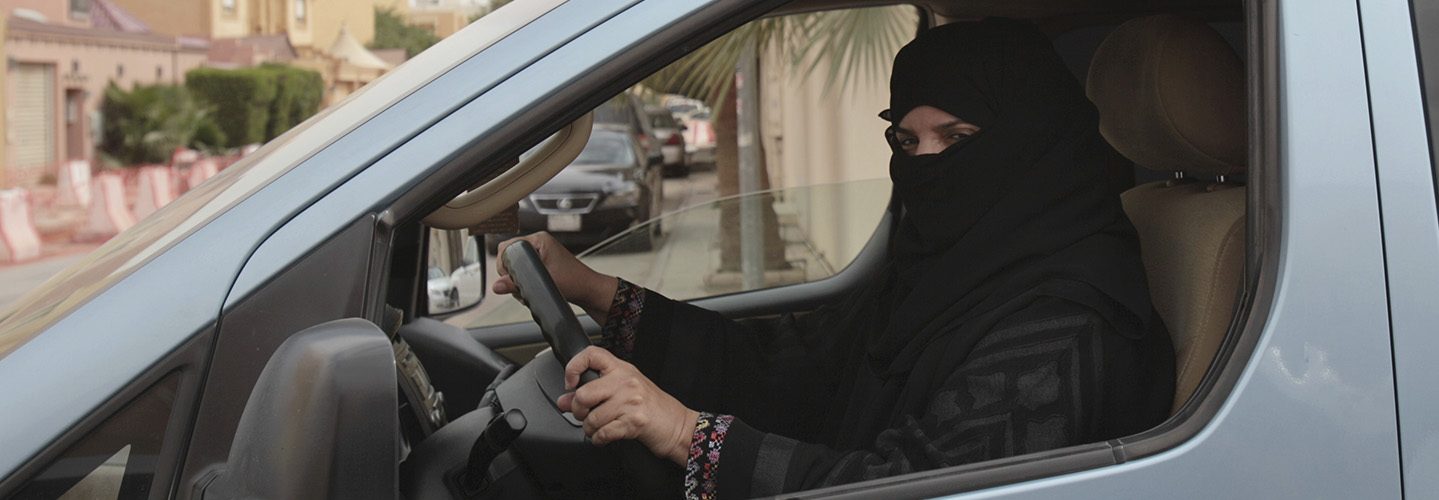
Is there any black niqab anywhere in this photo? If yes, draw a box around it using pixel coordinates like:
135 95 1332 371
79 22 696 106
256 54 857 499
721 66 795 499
808 19 1169 448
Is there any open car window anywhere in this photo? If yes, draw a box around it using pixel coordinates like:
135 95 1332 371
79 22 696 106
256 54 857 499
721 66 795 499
466 179 891 328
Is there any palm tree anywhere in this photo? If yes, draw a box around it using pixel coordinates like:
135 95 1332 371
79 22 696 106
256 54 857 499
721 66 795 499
643 6 915 282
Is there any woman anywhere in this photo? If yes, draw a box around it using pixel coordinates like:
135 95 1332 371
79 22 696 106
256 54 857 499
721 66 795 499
495 18 1174 499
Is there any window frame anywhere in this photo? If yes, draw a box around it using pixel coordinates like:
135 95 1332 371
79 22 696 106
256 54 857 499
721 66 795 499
68 0 91 20
375 0 1272 495
0 334 210 498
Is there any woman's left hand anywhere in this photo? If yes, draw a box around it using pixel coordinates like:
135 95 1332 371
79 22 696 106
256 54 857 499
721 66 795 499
556 346 699 467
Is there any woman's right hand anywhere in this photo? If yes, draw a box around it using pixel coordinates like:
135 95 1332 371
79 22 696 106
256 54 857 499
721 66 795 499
494 232 620 321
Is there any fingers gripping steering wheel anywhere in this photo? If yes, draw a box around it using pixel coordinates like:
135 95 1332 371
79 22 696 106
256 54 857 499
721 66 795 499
500 241 597 381
500 241 679 496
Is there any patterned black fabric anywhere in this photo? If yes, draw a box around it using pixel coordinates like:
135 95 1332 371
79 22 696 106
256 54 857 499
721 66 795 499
626 288 1170 499
598 278 645 360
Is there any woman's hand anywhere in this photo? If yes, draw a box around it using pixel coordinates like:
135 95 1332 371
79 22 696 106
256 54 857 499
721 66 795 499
556 346 699 467
494 232 620 321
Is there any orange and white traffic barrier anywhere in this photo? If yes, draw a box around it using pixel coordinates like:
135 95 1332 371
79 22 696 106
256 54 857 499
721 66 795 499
80 173 137 241
56 160 93 208
185 158 220 191
133 165 176 220
0 189 43 263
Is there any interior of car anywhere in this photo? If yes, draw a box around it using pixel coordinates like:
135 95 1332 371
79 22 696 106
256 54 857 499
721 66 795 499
194 1 1256 499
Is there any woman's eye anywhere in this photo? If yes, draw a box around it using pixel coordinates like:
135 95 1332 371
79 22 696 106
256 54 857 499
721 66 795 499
898 137 918 147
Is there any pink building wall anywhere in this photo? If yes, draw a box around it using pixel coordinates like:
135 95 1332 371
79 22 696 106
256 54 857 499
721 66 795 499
3 20 207 187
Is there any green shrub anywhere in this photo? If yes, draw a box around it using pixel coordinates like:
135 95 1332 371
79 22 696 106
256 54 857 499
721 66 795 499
185 67 277 147
98 83 225 166
260 64 324 140
372 7 439 58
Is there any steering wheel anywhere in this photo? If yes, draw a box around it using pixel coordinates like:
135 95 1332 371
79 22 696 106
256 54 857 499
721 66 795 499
499 241 679 496
401 241 677 499
500 241 595 376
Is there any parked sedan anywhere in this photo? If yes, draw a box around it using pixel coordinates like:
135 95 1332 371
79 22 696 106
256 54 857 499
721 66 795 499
646 107 689 177
680 110 716 168
488 126 663 253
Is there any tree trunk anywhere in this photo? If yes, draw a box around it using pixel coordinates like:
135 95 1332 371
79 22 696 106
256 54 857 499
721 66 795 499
714 81 789 273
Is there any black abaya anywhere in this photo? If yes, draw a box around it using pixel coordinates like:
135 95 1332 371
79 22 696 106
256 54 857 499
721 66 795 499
609 18 1174 498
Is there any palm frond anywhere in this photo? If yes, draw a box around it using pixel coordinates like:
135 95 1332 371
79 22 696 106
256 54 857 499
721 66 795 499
643 6 915 106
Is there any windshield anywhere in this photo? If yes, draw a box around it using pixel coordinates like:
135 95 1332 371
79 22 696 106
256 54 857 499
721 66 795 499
648 112 678 129
574 133 634 166
0 1 564 358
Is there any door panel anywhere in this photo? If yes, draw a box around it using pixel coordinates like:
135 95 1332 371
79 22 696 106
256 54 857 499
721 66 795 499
1367 0 1439 497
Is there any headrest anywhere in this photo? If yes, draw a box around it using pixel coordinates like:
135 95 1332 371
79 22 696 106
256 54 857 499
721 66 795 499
1087 15 1246 176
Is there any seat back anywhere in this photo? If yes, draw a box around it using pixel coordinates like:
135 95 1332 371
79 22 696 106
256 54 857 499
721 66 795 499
1086 15 1247 413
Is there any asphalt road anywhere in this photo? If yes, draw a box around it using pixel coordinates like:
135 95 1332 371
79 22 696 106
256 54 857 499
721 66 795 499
447 168 720 328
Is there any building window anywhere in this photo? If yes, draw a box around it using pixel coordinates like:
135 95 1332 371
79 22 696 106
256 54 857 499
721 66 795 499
294 0 307 22
156 66 163 81
116 64 124 78
221 0 236 14
69 0 92 18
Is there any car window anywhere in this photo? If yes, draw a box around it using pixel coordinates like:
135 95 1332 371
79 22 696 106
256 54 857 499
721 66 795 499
12 374 181 499
648 112 678 129
574 134 634 165
467 179 890 328
1412 1 1439 185
456 5 914 329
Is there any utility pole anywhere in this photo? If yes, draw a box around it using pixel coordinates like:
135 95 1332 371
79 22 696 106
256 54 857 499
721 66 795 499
735 39 764 290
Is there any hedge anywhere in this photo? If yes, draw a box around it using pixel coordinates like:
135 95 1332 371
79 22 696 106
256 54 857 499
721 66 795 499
260 63 325 141
98 83 225 165
186 67 277 147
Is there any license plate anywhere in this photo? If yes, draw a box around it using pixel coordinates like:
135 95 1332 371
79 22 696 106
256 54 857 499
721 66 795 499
547 214 582 232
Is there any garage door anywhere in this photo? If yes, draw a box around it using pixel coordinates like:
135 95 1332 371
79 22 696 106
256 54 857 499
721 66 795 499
11 63 56 171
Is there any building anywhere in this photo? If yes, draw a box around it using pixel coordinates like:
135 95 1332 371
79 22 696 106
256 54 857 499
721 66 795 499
110 0 376 54
0 0 208 188
112 0 391 109
377 0 486 40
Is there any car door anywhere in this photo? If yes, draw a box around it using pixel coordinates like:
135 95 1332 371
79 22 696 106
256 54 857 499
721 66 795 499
1375 1 1439 497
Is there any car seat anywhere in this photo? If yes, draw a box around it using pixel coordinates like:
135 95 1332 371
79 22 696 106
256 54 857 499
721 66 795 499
1086 14 1247 414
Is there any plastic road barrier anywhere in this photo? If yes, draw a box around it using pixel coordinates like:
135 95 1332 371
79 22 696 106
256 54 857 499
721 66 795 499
56 160 92 208
0 189 43 263
81 173 137 240
133 165 176 220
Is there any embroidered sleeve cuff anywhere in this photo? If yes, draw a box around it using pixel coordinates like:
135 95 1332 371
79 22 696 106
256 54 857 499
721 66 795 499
598 278 645 359
685 412 734 500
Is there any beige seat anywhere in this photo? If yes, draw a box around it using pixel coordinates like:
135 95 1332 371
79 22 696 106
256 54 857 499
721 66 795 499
1086 15 1247 414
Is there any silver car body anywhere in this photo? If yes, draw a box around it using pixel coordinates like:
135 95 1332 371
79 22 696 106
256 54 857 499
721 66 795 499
0 0 1433 498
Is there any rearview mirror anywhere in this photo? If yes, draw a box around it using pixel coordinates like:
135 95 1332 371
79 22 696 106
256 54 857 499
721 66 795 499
427 229 486 316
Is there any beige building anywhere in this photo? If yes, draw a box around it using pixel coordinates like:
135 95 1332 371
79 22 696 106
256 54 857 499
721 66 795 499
379 0 485 40
0 0 208 188
112 0 376 52
112 0 390 109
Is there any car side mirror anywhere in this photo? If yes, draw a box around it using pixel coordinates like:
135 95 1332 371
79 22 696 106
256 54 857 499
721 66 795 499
427 229 487 316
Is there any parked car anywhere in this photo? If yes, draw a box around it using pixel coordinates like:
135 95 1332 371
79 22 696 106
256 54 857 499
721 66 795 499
646 107 689 176
486 126 663 253
680 110 716 168
426 266 459 310
592 92 663 168
0 1 1432 499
